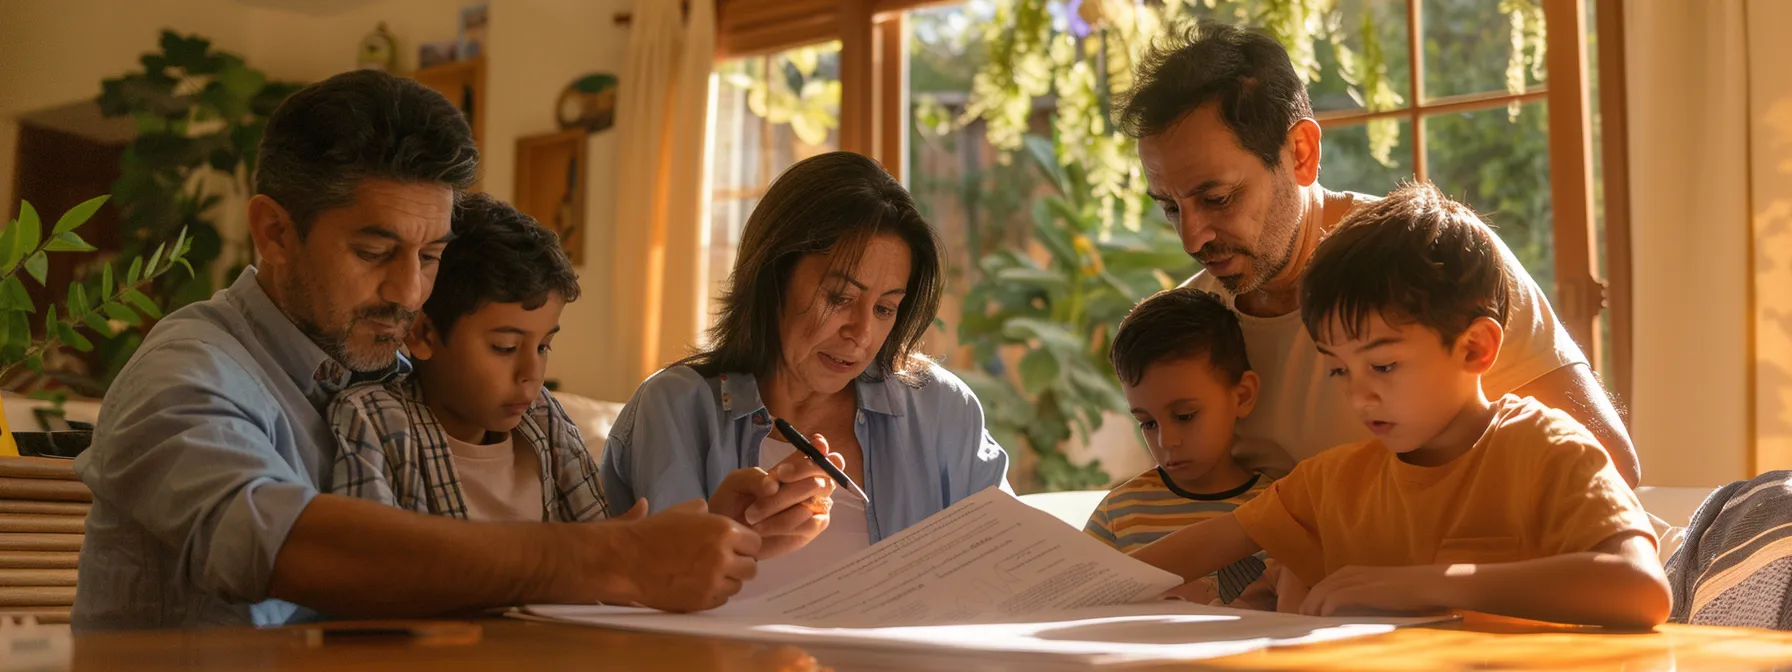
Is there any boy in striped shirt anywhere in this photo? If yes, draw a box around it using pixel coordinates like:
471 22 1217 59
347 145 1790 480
1085 286 1272 604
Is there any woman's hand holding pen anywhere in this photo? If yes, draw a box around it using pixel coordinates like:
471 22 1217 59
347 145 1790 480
709 434 841 560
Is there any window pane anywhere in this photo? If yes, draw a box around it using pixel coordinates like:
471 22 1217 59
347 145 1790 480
704 42 843 336
1184 0 1411 114
1423 0 1547 99
1424 102 1554 297
1310 0 1412 113
1319 119 1414 197
908 2 1046 361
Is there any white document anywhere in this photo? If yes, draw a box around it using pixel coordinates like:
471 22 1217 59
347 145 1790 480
713 486 1181 627
521 487 1446 664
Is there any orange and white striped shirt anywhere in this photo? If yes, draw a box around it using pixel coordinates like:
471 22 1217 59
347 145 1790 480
1085 467 1271 603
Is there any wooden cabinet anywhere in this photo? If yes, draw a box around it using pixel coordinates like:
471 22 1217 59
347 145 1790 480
409 56 487 191
513 129 587 265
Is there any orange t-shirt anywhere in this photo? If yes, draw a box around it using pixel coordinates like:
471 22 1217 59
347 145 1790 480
1232 395 1655 586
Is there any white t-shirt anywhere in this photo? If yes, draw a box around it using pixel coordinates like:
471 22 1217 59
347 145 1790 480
1188 230 1586 474
445 430 545 522
737 434 871 599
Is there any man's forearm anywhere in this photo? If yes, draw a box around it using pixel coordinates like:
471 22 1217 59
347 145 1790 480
266 494 633 617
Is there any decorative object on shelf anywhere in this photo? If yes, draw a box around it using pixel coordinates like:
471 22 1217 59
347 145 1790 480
418 41 458 70
513 130 587 265
556 73 619 133
357 22 398 73
458 3 488 60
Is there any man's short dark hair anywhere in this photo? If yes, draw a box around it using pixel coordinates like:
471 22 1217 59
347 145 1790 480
1300 182 1513 346
1115 20 1313 168
423 194 580 339
1110 286 1251 387
255 69 479 236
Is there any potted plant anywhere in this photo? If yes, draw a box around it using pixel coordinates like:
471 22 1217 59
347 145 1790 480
1 196 193 458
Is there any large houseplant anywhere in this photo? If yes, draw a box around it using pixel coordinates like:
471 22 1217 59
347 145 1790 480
94 31 298 384
0 196 193 456
955 137 1197 491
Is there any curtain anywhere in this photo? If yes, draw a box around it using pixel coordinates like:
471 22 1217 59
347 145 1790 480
1743 2 1792 477
606 0 716 402
1626 1 1758 485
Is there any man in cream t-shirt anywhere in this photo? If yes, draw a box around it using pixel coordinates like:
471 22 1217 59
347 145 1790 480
1113 22 1641 486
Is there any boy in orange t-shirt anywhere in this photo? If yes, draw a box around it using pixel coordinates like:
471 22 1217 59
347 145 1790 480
1130 183 1669 628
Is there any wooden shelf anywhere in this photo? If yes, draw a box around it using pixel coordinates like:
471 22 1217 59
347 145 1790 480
410 56 487 191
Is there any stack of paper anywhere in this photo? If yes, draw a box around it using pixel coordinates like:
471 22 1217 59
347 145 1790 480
523 488 1444 665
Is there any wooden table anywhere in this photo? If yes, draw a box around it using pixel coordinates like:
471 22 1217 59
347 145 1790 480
64 616 1792 671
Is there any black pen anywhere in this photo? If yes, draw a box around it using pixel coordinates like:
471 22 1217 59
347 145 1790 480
773 418 867 500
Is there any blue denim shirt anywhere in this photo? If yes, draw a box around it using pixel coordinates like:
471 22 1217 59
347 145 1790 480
599 364 1011 543
72 268 398 630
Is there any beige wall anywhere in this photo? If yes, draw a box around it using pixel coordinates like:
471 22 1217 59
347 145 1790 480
0 0 257 118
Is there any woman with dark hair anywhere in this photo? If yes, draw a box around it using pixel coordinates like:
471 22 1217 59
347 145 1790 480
600 151 1011 594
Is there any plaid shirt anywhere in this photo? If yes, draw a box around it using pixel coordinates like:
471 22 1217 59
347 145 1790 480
328 375 609 522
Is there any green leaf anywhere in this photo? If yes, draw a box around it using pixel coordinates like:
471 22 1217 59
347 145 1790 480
123 289 163 319
6 313 28 362
82 312 115 338
1023 134 1069 196
3 277 32 314
1018 348 1062 395
22 252 46 285
175 258 197 279
127 257 143 285
23 355 41 373
69 282 89 317
42 304 57 342
52 195 109 235
101 263 114 299
44 231 97 253
146 243 166 277
1068 366 1129 414
64 326 92 353
103 303 140 327
14 201 41 261
994 266 1072 296
55 317 88 352
1001 317 1084 355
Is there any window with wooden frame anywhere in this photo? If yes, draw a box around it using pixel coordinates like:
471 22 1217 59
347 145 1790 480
703 0 1631 405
